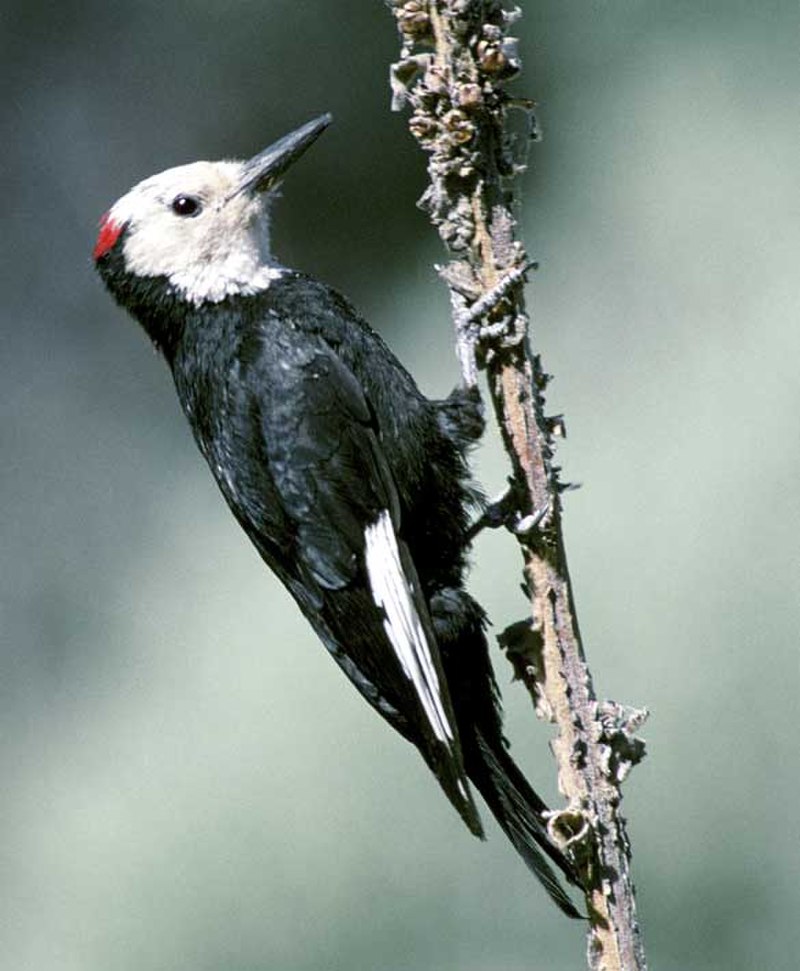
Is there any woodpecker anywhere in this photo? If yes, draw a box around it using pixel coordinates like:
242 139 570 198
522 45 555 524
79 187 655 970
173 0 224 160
93 114 579 916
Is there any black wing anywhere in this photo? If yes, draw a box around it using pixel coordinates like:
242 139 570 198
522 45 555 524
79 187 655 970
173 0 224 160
227 320 483 835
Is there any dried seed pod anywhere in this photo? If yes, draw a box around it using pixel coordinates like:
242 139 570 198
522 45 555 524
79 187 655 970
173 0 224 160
455 82 483 110
476 39 507 74
441 108 475 146
425 65 449 95
408 112 438 145
395 0 431 38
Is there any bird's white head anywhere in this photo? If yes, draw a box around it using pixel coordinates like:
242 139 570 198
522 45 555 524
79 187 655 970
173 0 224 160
94 114 331 305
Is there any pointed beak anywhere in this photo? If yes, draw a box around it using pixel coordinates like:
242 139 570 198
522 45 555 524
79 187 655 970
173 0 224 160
234 113 332 198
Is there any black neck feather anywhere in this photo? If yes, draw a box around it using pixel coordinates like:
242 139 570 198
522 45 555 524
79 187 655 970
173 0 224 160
96 239 188 365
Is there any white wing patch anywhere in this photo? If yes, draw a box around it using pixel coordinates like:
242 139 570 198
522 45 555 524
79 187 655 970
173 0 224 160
364 510 455 744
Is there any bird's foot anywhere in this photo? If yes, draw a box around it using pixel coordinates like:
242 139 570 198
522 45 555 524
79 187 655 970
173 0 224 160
467 482 552 541
512 499 553 538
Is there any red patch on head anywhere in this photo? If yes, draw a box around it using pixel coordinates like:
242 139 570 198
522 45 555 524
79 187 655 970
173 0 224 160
93 212 124 261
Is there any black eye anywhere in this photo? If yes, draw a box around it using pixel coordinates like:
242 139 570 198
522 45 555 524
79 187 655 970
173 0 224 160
171 195 202 217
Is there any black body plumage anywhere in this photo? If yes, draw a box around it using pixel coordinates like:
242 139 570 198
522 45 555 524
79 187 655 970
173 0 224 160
94 122 580 917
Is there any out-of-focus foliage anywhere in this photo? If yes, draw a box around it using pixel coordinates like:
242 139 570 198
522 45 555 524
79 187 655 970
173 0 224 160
2 2 798 968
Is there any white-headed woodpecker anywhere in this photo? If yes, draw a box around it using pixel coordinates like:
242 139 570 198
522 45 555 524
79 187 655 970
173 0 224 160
93 114 579 916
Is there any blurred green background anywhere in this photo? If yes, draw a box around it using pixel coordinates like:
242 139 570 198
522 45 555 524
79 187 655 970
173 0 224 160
2 2 798 968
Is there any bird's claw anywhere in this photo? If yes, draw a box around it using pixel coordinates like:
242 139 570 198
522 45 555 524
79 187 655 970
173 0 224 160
467 485 552 541
512 500 552 538
466 484 516 540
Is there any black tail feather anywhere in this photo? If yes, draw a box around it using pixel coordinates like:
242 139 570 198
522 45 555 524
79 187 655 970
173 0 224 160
469 731 583 919
431 588 582 917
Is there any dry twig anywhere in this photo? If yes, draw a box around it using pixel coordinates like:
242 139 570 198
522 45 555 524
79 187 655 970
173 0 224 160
385 3 649 968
